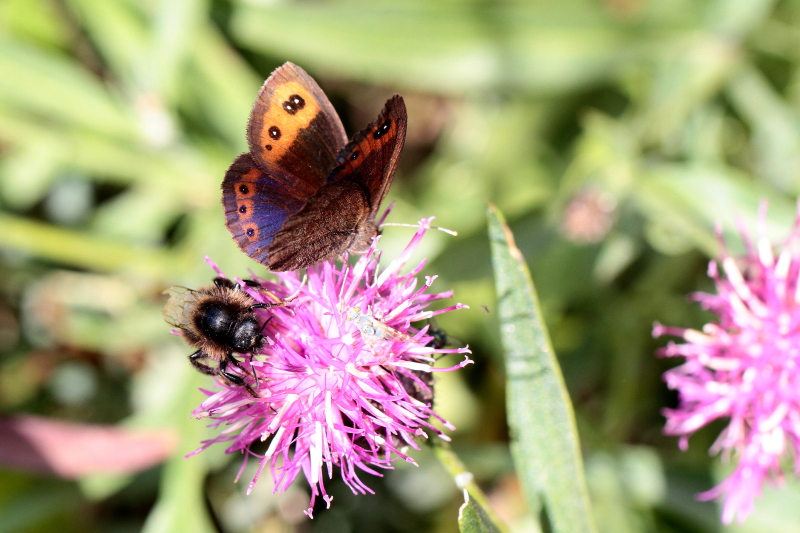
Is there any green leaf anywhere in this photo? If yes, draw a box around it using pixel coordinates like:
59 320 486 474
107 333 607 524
458 490 503 533
487 204 596 533
140 370 217 533
230 2 642 94
634 163 797 257
0 37 138 139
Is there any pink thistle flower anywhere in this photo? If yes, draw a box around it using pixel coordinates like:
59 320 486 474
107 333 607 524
654 201 800 524
187 217 472 518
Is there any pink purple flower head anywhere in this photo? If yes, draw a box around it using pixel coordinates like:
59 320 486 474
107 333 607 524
186 217 472 517
654 201 800 524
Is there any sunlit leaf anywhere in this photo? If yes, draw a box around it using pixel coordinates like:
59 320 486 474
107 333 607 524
488 203 596 533
231 1 644 94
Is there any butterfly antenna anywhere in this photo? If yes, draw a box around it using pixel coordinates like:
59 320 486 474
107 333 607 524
381 222 458 236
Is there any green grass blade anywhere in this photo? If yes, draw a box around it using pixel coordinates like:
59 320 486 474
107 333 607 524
0 213 174 276
487 203 596 533
0 37 137 139
230 2 637 94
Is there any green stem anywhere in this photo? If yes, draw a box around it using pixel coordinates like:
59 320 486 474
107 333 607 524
434 442 510 533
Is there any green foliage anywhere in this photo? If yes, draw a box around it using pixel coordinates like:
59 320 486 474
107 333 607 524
2 0 800 530
489 204 595 533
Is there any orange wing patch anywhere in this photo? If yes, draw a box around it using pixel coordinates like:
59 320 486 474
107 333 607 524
236 199 254 221
249 81 322 168
232 170 259 223
240 221 259 242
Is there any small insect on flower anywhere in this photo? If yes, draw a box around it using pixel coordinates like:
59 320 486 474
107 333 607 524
346 306 417 350
163 277 283 397
397 321 455 407
424 319 459 351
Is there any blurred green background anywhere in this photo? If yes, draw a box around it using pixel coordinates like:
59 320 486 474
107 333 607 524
2 0 800 531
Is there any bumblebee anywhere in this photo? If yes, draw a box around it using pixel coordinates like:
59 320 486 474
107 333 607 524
163 277 281 397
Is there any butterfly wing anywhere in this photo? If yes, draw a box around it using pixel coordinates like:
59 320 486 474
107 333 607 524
265 96 407 271
223 63 349 266
222 153 309 265
266 180 371 271
247 62 348 192
328 94 407 221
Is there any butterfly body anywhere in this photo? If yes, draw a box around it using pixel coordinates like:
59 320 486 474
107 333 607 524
222 62 407 271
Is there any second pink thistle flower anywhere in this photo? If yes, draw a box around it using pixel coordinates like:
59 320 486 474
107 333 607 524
655 203 800 524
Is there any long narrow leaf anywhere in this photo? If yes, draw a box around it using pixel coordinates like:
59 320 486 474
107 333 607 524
487 203 595 533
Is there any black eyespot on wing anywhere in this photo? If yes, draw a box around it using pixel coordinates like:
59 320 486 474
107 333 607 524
373 119 391 140
239 184 249 194
282 94 306 115
268 126 281 140
350 150 360 161
239 205 247 214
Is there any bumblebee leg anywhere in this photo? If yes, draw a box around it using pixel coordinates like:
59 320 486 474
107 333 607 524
188 350 217 376
219 358 260 398
213 277 235 289
251 302 283 310
226 353 254 377
256 316 273 335
227 351 260 385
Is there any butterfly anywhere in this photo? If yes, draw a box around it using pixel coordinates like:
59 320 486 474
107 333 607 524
221 62 407 271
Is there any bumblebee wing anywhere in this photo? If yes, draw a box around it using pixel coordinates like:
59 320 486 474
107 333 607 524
162 286 201 331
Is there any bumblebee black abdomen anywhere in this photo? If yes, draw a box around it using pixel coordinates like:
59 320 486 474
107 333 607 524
197 302 237 343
